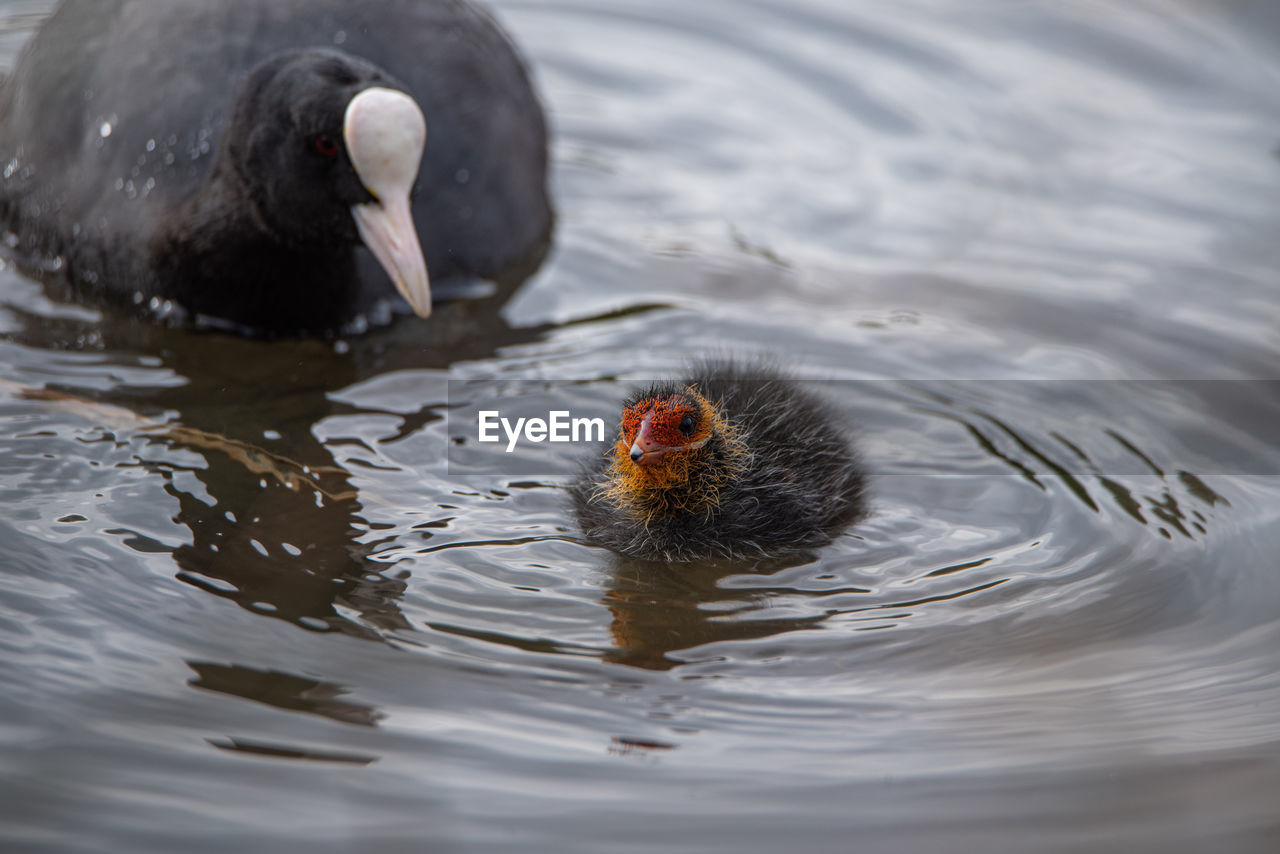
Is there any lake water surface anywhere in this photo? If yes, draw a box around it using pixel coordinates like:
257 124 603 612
2 1 1279 852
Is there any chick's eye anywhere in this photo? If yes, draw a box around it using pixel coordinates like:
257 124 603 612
678 413 696 435
312 134 340 157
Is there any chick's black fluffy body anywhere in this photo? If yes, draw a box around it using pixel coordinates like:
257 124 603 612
572 361 866 561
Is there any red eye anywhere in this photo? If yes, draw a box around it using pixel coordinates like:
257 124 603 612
312 134 340 157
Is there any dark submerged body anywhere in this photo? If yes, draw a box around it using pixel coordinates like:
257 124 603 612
573 362 866 562
0 0 551 334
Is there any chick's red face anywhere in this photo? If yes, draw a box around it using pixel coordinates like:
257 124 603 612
618 393 712 467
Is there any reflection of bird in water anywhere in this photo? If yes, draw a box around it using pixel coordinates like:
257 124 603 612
0 257 647 641
602 552 841 670
573 360 866 562
4 374 411 637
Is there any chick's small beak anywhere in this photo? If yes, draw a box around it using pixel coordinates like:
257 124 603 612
629 413 674 466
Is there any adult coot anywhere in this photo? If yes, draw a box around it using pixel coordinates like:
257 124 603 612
572 361 866 562
0 0 551 334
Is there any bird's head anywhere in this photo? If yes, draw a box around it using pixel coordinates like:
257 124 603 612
224 49 432 317
610 387 724 492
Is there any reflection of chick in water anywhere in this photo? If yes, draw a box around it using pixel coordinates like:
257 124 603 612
573 361 866 562
602 552 841 670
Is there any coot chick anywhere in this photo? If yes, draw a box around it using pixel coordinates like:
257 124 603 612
0 0 551 335
572 361 866 562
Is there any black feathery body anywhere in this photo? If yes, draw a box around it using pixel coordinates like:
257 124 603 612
572 361 866 562
0 0 551 335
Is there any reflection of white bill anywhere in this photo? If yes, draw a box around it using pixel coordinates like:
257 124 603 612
477 410 607 453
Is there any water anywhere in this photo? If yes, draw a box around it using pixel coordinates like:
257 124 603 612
2 0 1280 851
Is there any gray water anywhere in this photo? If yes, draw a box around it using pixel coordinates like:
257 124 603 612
3 1 1280 852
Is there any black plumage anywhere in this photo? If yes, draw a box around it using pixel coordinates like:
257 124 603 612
572 361 866 562
0 0 551 335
